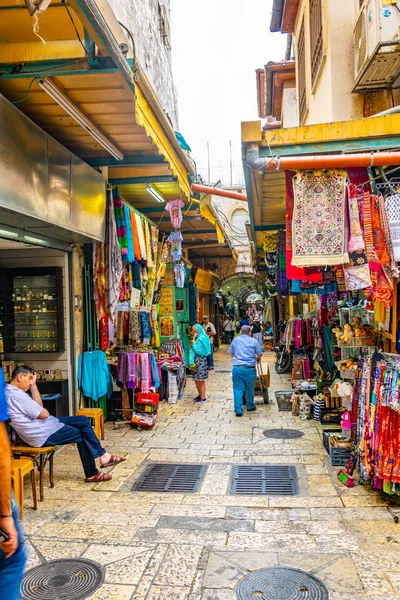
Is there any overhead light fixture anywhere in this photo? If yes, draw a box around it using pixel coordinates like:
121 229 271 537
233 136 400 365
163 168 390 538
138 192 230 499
38 78 124 161
146 184 165 203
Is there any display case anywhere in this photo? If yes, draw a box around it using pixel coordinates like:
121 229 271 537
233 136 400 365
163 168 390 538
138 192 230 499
0 267 64 354
338 306 375 361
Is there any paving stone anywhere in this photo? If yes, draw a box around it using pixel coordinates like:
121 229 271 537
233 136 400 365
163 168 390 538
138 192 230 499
226 531 317 551
200 463 231 495
134 527 228 546
146 585 190 600
132 544 168 600
89 584 136 600
154 544 203 586
157 515 253 532
226 507 288 521
83 543 154 566
33 523 134 543
151 504 226 518
203 551 247 589
30 540 88 560
104 550 154 585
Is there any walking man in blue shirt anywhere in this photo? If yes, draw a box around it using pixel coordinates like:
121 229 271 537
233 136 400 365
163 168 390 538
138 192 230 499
228 325 263 416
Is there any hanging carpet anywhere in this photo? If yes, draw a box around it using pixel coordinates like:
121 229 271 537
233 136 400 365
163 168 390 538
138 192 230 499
292 170 348 267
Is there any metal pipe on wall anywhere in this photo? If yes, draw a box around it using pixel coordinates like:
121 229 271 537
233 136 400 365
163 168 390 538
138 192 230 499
245 143 400 171
191 183 248 201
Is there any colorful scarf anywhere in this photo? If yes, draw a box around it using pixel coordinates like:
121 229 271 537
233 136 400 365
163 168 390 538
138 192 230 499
277 230 288 295
192 324 211 356
112 188 128 256
124 205 135 264
106 190 123 321
130 210 142 261
93 242 107 322
372 195 390 266
127 352 136 389
140 353 150 393
378 194 397 276
385 192 400 262
347 183 365 252
292 170 348 267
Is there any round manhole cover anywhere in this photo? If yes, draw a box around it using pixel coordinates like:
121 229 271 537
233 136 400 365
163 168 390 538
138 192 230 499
21 558 104 600
236 567 329 599
263 429 304 440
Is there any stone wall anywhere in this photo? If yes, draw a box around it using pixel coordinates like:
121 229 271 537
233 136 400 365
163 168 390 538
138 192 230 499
109 0 179 128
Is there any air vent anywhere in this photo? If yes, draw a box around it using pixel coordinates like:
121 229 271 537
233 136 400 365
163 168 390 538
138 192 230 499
132 463 207 493
231 465 298 496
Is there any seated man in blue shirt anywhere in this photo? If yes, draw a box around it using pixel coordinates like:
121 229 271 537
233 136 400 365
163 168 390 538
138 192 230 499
6 366 125 483
228 325 263 416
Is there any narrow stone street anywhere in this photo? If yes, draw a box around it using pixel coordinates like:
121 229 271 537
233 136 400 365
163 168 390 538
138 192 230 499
23 348 400 600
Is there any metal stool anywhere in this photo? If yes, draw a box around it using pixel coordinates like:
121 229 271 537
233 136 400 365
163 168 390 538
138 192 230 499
76 407 105 440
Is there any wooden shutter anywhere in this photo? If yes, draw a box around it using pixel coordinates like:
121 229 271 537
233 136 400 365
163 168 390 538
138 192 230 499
298 17 307 124
310 0 323 86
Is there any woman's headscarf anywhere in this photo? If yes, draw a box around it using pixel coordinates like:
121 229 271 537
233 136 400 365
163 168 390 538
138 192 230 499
192 324 211 356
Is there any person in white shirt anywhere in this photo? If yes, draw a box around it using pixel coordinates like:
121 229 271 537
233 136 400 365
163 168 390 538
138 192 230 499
202 315 216 369
223 316 235 344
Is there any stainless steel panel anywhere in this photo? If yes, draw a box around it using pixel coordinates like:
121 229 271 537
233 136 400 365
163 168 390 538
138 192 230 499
47 137 72 227
70 156 105 240
0 96 48 219
0 95 106 242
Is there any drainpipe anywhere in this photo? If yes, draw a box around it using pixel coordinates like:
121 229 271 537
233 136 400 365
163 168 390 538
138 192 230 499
270 0 284 32
191 183 247 202
245 143 400 171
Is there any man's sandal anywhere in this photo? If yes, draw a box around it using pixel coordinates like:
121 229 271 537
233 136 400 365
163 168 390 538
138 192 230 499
100 455 126 468
85 471 112 483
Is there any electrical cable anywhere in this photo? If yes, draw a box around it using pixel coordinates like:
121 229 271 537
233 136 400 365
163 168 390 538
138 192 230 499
118 21 136 64
62 0 94 57
12 77 37 104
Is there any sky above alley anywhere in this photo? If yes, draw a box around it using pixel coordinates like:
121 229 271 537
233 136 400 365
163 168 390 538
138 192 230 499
171 0 287 172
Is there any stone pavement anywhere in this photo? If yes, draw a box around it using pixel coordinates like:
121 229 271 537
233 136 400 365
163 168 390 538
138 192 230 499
22 347 400 599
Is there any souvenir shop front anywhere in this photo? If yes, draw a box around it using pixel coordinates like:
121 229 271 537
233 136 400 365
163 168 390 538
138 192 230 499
243 125 400 496
79 186 202 427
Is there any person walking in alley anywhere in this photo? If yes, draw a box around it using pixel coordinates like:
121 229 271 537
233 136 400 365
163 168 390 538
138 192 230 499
192 324 212 403
0 369 26 600
228 325 263 416
202 315 216 369
250 316 263 348
6 366 126 483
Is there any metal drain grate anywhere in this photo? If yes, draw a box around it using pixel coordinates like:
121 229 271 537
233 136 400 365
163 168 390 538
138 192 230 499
132 463 207 493
231 465 298 495
215 370 231 373
263 429 304 440
236 567 329 599
21 559 104 600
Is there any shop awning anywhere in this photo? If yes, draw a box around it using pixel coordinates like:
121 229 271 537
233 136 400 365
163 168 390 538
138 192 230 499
241 114 400 252
0 0 194 208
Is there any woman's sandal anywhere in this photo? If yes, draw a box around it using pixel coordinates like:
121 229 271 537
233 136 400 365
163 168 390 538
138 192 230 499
85 471 112 483
100 455 126 469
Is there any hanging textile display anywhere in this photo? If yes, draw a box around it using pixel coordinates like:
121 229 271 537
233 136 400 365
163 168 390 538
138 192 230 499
277 230 289 296
347 183 365 252
106 190 123 321
167 231 183 261
166 198 184 228
292 170 348 267
385 191 400 262
285 171 323 284
112 189 128 256
174 263 185 288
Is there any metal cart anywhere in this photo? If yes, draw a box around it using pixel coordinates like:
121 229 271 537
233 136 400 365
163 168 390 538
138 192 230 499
254 361 270 404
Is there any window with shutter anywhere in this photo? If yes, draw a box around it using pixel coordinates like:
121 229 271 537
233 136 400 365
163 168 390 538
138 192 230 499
310 0 324 86
298 17 307 124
